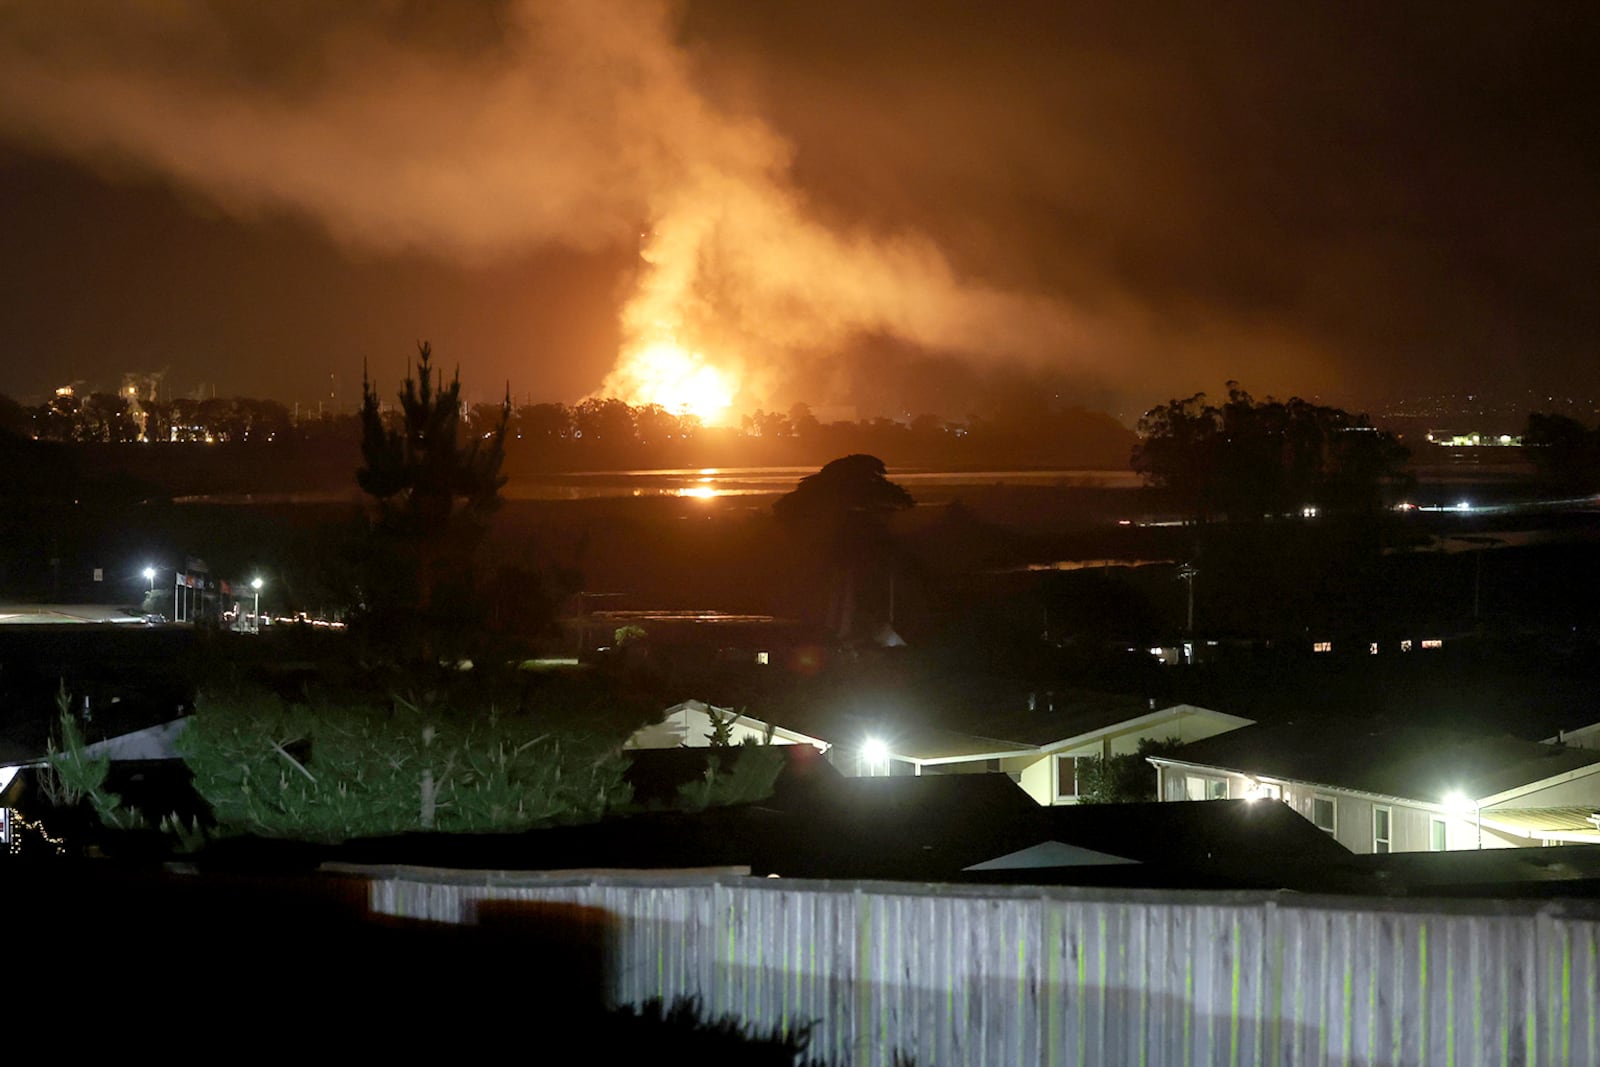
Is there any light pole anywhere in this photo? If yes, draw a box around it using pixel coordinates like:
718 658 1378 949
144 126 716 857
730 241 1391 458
250 577 264 634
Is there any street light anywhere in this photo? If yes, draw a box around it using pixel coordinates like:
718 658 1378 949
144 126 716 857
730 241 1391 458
142 566 156 591
250 576 264 633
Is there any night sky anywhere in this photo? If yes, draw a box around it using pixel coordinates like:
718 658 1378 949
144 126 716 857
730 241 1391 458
0 1 1595 421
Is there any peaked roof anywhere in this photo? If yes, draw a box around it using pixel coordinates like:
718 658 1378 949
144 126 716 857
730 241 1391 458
965 690 1169 747
1155 720 1600 804
964 840 1140 870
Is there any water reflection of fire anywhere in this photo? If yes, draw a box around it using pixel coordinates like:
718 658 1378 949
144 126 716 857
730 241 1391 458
603 339 735 425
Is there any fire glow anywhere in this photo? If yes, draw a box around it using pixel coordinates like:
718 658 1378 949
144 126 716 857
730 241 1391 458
604 339 736 425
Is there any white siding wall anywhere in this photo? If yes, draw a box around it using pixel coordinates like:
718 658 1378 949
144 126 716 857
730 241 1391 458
1153 765 1533 854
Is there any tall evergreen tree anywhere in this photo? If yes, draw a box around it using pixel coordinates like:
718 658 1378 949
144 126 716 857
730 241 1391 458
355 342 510 661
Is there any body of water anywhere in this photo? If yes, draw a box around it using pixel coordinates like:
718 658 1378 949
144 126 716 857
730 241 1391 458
175 467 1142 505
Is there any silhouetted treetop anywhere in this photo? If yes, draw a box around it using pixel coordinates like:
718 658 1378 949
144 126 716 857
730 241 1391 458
773 454 914 527
358 341 509 530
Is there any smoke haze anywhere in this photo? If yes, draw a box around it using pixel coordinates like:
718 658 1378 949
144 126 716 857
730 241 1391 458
0 2 1595 418
0 0 1083 413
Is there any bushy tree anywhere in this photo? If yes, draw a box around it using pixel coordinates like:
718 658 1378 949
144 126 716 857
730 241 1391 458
1075 737 1184 804
775 455 914 639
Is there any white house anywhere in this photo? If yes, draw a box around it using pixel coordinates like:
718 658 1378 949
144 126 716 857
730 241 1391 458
1148 721 1600 854
841 700 1253 807
627 700 830 752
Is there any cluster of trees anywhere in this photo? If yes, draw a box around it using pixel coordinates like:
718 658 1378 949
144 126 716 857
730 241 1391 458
1524 412 1600 493
1132 384 1411 520
4 385 1136 472
26 390 295 444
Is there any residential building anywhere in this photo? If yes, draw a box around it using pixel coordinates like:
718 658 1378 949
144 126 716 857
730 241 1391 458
626 699 830 752
1149 721 1600 853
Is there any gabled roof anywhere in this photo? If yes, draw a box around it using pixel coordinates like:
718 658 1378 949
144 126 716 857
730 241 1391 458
964 690 1165 748
964 840 1140 870
949 694 1250 752
628 699 830 751
1153 720 1600 805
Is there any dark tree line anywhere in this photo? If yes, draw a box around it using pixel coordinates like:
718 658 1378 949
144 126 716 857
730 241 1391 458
1524 412 1600 493
1132 383 1411 521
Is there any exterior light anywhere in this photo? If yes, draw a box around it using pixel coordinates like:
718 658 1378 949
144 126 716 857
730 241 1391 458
861 737 888 771
1456 500 1471 512
142 566 156 582
249 577 265 634
1444 791 1484 849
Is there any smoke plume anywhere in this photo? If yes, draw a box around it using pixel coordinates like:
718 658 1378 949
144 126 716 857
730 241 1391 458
0 0 1079 413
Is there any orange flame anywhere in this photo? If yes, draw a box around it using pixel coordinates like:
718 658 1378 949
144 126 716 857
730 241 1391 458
602 339 736 425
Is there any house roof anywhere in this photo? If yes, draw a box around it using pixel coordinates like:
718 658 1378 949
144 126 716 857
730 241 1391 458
962 690 1167 748
629 700 831 751
1350 843 1600 899
1039 798 1353 870
877 723 1037 762
1154 720 1600 805
964 840 1140 870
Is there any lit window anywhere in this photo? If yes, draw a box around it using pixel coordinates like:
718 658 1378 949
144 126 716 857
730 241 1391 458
755 651 770 665
1313 641 1332 653
1209 779 1228 800
1373 806 1392 853
1185 775 1206 801
1369 642 1379 655
1312 795 1336 835
1421 639 1443 649
1430 818 1448 852
1400 640 1413 652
